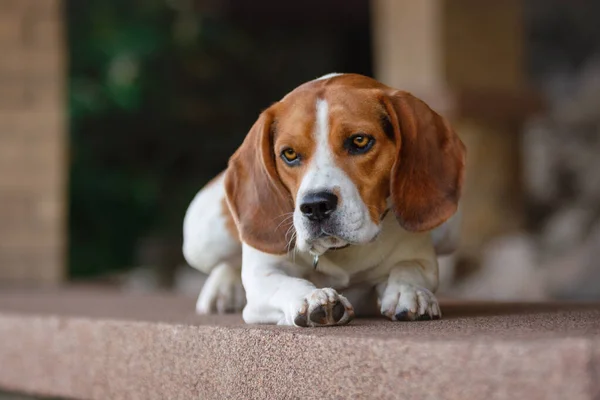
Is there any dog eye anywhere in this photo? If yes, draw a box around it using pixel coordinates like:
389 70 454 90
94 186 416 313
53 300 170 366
281 148 300 165
352 135 369 148
346 134 375 155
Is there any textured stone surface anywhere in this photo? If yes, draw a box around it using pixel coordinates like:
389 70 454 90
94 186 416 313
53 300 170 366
0 289 599 400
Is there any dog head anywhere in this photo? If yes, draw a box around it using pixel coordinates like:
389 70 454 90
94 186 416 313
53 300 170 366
224 73 466 256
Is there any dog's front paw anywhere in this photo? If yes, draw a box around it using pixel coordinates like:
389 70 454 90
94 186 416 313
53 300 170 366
291 288 354 327
196 263 245 314
379 283 441 321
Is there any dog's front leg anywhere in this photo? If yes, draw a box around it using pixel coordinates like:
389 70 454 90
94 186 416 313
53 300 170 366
241 244 354 327
377 259 442 321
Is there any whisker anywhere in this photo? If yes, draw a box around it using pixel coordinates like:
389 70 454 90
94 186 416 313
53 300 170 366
271 212 294 222
286 231 296 257
285 224 295 239
284 224 296 254
275 214 294 231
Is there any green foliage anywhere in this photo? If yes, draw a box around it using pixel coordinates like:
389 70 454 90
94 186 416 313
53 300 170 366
66 0 201 277
65 0 355 278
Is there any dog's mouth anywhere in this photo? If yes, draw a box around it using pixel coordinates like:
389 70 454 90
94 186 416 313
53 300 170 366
307 231 351 256
321 240 351 252
299 214 382 256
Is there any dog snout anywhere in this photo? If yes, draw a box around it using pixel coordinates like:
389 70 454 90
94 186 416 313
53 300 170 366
299 191 338 222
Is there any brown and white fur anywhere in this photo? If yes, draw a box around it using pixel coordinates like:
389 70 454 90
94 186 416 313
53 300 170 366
183 73 466 327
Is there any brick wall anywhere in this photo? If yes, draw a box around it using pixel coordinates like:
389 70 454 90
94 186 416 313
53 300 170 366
0 0 66 284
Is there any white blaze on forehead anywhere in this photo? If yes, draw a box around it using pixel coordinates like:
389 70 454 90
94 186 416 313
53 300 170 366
315 99 330 155
315 72 344 81
297 99 336 193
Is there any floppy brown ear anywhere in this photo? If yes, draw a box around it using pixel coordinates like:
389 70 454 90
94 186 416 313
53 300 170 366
224 107 295 254
382 91 466 232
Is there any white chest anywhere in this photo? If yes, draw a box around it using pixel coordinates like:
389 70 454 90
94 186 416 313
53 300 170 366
291 215 433 289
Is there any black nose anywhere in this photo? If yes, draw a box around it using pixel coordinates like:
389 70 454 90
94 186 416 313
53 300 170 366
300 192 338 222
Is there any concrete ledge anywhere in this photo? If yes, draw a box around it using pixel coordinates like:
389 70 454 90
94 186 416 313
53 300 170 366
0 289 599 400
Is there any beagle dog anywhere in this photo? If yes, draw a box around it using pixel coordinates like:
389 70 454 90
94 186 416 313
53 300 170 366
183 73 466 327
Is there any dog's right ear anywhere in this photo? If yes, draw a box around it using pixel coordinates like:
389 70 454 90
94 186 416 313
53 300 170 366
224 107 295 255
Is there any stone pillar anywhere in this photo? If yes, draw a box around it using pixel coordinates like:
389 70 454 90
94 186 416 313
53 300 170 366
371 0 542 259
0 0 67 284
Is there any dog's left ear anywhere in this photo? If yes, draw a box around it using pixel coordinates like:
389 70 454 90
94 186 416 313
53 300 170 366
382 90 466 232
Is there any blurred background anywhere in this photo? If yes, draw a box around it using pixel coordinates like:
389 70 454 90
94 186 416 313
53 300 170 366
1 0 599 301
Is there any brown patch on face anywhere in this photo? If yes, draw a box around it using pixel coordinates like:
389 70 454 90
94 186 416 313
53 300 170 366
272 95 320 201
324 86 397 224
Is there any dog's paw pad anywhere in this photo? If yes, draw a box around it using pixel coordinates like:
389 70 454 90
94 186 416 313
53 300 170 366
381 283 441 322
293 288 354 327
294 312 309 327
332 301 346 322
